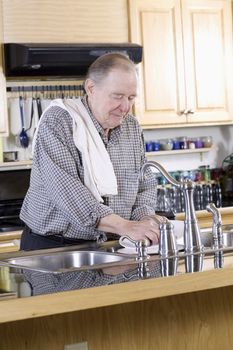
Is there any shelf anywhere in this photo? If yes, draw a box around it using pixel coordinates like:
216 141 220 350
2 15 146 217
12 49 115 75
0 147 213 170
0 160 32 171
146 147 213 157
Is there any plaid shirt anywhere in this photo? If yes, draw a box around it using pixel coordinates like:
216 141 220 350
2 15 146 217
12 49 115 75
23 260 162 296
20 96 157 241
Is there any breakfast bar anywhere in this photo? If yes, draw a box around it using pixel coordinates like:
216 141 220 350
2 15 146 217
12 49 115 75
1 207 233 350
1 254 233 349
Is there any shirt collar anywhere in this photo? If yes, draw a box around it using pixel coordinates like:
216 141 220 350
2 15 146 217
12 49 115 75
81 95 122 143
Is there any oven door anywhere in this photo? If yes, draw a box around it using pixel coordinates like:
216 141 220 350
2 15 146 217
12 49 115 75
0 169 31 232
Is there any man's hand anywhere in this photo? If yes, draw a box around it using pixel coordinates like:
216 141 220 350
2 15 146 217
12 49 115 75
98 213 169 245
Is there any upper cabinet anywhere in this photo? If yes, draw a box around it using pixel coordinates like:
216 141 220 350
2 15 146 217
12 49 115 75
129 0 233 128
0 0 129 136
2 0 129 43
0 0 8 135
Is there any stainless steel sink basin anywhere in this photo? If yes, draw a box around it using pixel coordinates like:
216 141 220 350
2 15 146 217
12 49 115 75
201 224 233 248
0 250 134 274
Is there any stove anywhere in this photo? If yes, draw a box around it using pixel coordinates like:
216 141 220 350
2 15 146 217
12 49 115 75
0 168 31 232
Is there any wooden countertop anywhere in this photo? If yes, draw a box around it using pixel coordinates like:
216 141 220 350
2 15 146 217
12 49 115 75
0 231 22 253
0 231 22 241
176 206 233 227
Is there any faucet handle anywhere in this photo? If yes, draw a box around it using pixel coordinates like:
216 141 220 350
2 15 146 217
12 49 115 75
119 236 149 260
206 203 223 248
159 221 178 258
206 203 222 225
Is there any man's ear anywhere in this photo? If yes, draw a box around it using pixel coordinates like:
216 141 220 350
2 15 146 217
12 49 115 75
84 78 95 96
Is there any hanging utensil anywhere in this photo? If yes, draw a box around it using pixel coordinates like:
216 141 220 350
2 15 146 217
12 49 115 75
25 97 34 132
19 96 29 148
36 96 43 119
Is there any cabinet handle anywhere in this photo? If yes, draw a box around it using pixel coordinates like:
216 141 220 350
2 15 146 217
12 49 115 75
180 109 189 115
187 109 195 114
180 109 195 116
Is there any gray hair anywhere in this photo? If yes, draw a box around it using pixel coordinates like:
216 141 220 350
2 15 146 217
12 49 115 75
85 52 137 84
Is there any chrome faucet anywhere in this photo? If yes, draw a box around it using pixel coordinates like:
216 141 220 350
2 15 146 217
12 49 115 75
206 203 223 249
120 236 151 279
140 161 203 254
206 203 224 268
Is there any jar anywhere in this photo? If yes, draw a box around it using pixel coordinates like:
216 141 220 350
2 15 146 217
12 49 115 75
201 136 213 148
145 141 153 152
152 140 160 151
172 138 180 150
188 138 196 149
160 139 173 151
179 137 188 149
194 138 203 149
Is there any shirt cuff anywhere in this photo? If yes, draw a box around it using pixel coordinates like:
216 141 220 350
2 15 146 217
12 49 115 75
88 203 114 228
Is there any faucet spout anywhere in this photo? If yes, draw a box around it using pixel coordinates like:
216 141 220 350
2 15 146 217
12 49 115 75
140 161 203 254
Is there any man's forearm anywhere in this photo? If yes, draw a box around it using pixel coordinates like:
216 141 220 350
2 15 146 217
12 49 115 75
97 214 129 235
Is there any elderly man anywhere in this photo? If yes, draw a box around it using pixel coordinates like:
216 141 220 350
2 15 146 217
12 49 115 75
20 52 163 250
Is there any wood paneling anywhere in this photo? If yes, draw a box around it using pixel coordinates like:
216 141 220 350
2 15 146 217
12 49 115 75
1 285 233 349
2 262 233 324
2 0 129 43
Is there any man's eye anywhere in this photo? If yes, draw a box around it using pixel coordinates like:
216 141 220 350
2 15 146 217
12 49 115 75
112 94 123 99
129 96 136 101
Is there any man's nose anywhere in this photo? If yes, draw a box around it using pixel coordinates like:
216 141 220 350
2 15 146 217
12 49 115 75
119 97 130 113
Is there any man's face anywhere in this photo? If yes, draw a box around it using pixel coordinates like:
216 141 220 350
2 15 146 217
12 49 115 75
85 68 138 131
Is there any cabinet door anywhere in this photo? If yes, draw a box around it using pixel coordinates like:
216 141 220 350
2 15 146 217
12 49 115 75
129 0 187 127
0 1 8 135
182 0 233 123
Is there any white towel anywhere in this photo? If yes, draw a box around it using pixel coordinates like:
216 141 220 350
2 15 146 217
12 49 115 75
32 98 118 203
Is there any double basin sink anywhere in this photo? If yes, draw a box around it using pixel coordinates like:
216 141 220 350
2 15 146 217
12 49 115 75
0 225 233 274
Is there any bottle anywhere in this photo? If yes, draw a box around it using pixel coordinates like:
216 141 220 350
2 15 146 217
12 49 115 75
215 182 222 208
194 184 204 211
180 189 185 212
158 185 168 212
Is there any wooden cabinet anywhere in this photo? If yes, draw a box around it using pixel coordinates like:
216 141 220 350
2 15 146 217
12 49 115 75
0 1 8 135
129 0 233 128
0 0 129 135
2 0 129 43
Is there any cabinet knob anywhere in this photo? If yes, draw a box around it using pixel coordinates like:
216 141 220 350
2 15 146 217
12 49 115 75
180 109 195 115
187 109 195 114
180 109 189 115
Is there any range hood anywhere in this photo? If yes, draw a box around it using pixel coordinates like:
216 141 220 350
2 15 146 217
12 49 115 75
4 43 143 77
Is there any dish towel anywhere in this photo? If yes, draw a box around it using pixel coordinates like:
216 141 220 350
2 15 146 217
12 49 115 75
32 98 118 203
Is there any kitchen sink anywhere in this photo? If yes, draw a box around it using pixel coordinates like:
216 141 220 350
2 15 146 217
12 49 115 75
0 250 135 274
201 224 233 248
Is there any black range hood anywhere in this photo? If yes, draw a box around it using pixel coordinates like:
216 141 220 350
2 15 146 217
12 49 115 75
4 43 143 77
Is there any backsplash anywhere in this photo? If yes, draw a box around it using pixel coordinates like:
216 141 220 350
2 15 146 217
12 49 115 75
2 83 85 161
144 124 233 172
